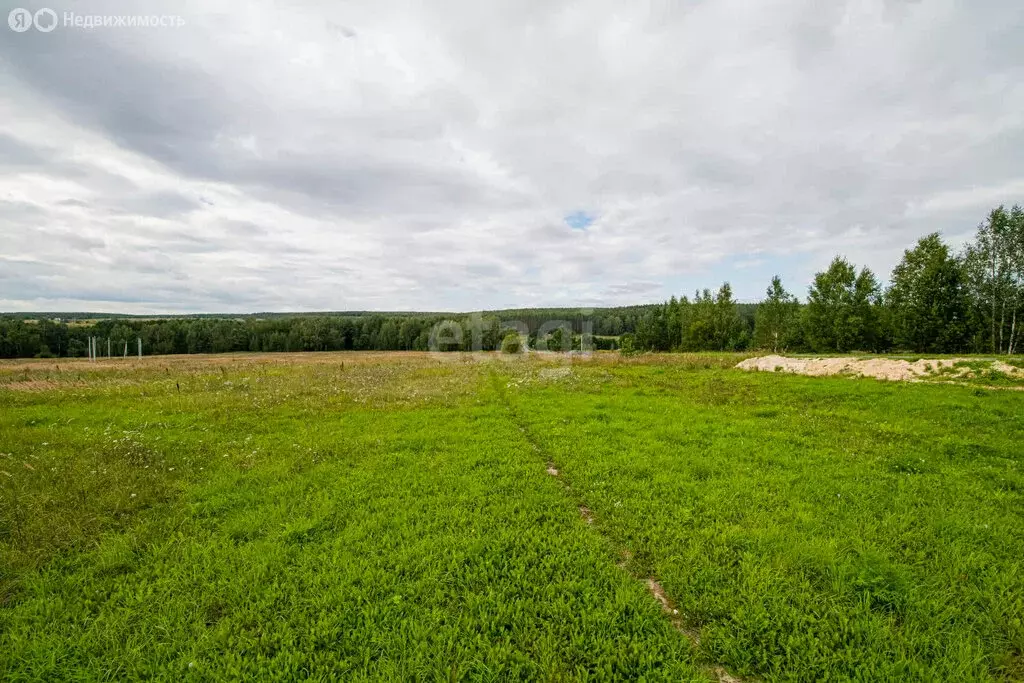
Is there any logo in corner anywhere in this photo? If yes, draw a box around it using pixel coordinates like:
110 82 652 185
33 8 58 32
8 7 32 32
7 7 58 32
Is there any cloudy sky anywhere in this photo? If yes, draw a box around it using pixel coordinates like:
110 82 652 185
1 0 1022 313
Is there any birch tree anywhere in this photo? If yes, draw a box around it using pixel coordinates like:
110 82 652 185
753 276 800 352
1007 205 1024 354
963 206 1023 354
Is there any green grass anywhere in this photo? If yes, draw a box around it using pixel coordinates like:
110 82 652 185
1 353 1023 681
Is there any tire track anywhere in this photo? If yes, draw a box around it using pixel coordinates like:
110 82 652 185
491 372 749 683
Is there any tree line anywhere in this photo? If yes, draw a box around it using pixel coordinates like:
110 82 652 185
630 204 1023 354
2 205 1021 359
0 307 651 358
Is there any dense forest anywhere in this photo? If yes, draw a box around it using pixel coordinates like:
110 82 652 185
0 306 660 358
2 205 1021 358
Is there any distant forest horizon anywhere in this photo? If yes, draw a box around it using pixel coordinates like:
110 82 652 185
3 204 1022 359
1 306 667 320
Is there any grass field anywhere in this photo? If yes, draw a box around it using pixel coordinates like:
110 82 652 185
1 352 1023 681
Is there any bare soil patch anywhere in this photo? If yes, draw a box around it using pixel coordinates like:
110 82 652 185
578 505 594 524
736 355 1024 383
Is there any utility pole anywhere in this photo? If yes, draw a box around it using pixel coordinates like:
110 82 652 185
138 337 142 358
107 338 111 358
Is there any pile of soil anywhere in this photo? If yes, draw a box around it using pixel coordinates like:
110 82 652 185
734 355 1023 382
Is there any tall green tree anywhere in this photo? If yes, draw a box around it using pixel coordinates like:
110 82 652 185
753 276 800 352
680 283 745 351
963 206 1024 354
714 283 746 350
804 257 883 352
682 289 716 351
1010 205 1024 354
887 233 968 353
635 305 673 351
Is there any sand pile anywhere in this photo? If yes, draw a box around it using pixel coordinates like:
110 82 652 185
735 355 992 382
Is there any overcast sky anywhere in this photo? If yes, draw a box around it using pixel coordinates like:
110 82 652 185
1 0 1022 313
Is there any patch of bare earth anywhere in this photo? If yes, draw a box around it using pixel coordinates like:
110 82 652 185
737 355 1024 385
645 577 706 646
712 666 747 683
992 360 1024 376
578 505 594 524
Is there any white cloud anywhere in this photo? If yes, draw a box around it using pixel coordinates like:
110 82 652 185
1 0 1022 312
